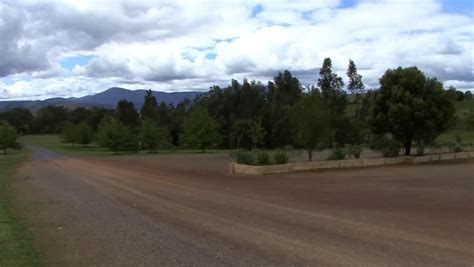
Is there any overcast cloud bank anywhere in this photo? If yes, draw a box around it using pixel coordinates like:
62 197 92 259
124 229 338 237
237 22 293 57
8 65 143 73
0 0 472 100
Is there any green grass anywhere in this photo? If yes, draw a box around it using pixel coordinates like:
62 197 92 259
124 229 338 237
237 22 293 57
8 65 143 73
0 149 41 266
455 99 474 115
436 129 474 144
21 135 114 157
21 135 231 157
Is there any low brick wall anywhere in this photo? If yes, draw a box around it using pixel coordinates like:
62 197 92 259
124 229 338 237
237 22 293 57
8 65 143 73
229 151 473 175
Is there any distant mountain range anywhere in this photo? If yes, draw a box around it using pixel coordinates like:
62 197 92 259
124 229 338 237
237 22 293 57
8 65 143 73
0 87 203 111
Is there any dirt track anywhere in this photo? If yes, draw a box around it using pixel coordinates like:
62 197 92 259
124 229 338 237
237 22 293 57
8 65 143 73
12 146 474 266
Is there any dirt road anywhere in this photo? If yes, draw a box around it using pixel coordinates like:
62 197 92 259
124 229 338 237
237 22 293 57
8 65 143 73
12 146 474 266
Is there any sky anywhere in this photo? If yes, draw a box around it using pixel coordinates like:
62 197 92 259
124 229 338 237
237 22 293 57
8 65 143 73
0 0 473 100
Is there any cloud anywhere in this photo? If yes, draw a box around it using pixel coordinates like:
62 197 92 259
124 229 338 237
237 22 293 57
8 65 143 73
0 0 472 100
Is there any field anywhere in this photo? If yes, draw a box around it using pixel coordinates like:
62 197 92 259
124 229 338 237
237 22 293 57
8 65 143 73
0 150 40 266
9 145 474 266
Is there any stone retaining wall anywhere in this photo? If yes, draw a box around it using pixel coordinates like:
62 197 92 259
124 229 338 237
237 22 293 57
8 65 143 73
229 151 474 175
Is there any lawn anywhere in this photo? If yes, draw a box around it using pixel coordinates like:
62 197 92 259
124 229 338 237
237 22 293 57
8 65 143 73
0 149 41 267
21 135 232 157
435 129 474 144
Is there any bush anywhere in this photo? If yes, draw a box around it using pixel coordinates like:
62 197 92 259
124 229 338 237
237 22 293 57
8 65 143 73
328 148 346 160
256 151 271 165
236 151 255 165
273 151 289 164
447 135 464 152
370 135 401 157
345 144 363 159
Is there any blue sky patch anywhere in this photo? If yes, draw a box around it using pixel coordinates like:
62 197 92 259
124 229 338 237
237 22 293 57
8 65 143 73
205 52 217 60
339 0 358 9
440 0 473 16
60 55 94 71
0 76 32 85
251 4 263 18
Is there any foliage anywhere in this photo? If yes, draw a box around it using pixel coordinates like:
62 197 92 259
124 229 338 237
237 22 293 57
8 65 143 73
292 91 330 161
466 109 474 130
333 116 365 147
140 90 158 120
318 58 347 147
181 106 220 152
235 151 255 165
69 107 91 125
465 91 472 100
347 59 365 96
116 100 139 128
273 70 302 106
231 119 251 149
31 105 68 134
273 151 289 164
370 67 455 155
256 151 271 165
328 148 346 160
0 122 21 155
249 119 266 150
62 122 94 148
345 144 363 159
0 108 33 134
446 135 464 153
370 135 401 158
97 116 138 153
139 119 171 152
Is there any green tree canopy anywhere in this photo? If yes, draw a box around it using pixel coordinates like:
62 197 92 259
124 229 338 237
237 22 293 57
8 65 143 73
62 122 94 148
140 90 158 120
139 118 171 152
347 59 365 95
370 67 455 155
317 57 347 147
292 91 331 161
116 100 139 128
97 116 138 153
31 105 68 134
248 119 266 150
0 108 33 134
181 106 220 152
0 122 21 155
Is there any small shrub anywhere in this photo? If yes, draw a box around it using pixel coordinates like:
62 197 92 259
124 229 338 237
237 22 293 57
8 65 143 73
382 140 401 157
370 135 400 157
447 142 464 153
256 151 271 165
273 151 289 165
236 151 255 165
447 135 465 153
328 148 346 160
345 144 363 159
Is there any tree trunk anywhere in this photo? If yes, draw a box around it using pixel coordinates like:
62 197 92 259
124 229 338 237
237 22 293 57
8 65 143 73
307 149 313 161
404 141 412 156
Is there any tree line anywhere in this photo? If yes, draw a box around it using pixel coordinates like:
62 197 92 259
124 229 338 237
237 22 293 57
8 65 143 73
1 58 473 157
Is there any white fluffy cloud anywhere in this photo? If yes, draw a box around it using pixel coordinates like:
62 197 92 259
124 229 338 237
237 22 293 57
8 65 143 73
0 0 472 100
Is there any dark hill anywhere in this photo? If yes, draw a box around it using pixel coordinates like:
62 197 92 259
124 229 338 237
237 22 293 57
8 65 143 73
0 87 202 111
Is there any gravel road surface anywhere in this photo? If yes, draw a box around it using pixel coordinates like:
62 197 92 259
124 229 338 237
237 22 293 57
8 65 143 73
11 146 474 266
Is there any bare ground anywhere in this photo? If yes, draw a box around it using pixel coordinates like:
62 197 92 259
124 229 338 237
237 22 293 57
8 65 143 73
11 146 474 266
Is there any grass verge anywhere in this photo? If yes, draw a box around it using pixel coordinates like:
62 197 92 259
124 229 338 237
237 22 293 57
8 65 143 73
0 149 41 267
436 129 474 144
